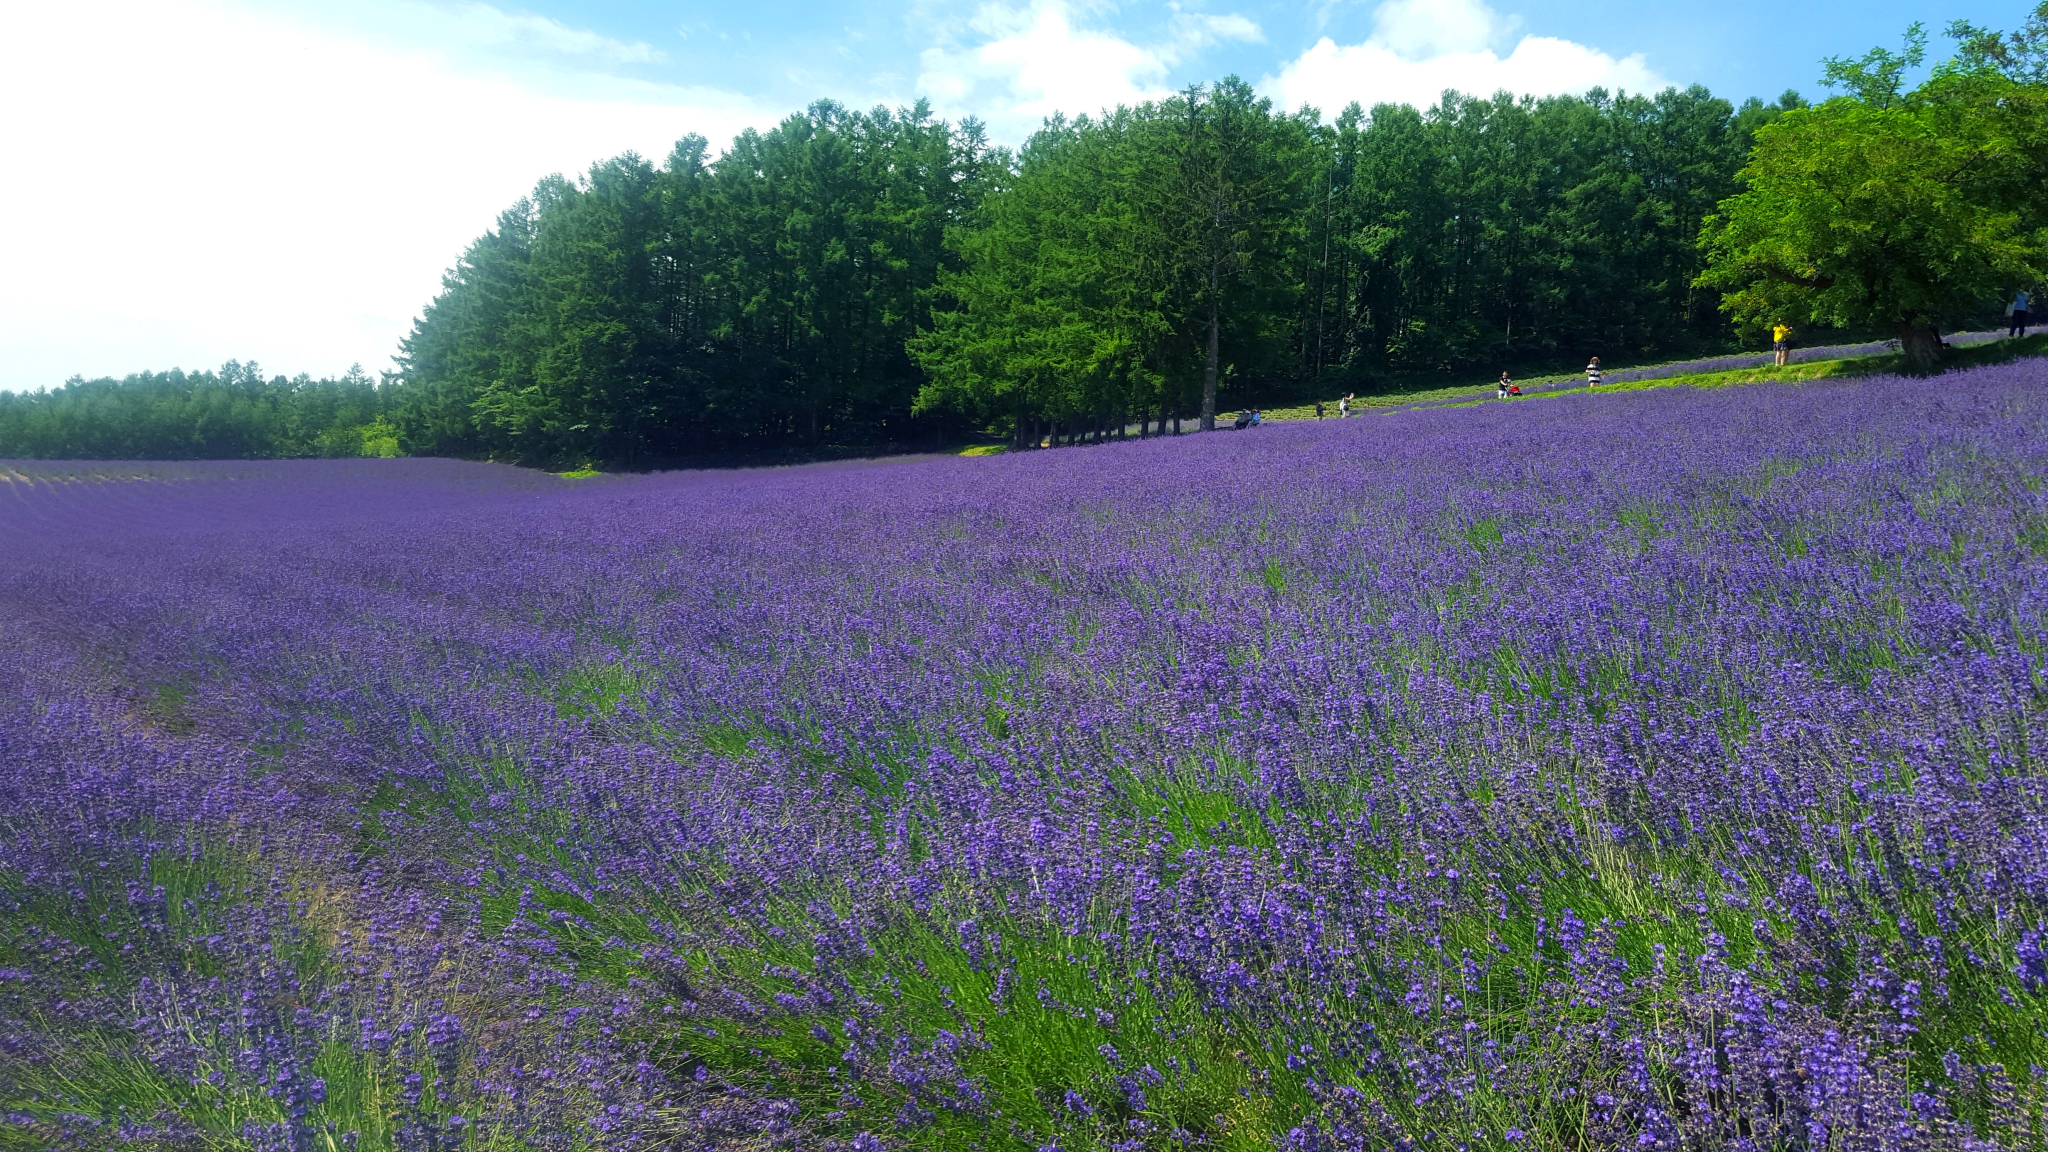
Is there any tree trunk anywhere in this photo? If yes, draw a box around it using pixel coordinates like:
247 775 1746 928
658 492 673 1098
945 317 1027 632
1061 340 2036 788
1201 301 1220 431
1898 321 1942 370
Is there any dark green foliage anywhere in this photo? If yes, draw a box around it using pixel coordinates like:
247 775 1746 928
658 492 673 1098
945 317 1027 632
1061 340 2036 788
1298 84 1780 379
915 79 1806 442
394 100 1001 466
401 81 1804 463
0 362 395 460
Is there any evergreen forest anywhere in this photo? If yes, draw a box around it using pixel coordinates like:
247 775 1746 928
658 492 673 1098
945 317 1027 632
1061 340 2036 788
392 84 1806 465
0 363 395 462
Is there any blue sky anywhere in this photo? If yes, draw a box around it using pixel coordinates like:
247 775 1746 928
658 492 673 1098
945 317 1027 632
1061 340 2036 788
0 0 2028 389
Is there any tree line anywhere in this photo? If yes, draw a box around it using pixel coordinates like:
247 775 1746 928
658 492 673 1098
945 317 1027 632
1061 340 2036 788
394 83 1799 462
394 104 998 466
0 363 395 461
5 5 2041 464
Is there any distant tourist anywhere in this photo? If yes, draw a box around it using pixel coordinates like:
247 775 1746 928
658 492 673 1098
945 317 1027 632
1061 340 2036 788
1315 400 1325 419
1497 372 1511 400
1340 393 1353 418
1586 357 1603 387
1250 408 1263 426
2013 289 2033 338
1772 322 1793 366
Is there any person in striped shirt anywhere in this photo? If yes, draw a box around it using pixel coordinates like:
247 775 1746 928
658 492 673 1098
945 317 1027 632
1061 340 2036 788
1586 357 1602 387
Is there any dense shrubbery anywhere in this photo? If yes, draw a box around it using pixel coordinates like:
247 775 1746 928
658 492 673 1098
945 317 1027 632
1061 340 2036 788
8 361 2048 1147
0 361 396 460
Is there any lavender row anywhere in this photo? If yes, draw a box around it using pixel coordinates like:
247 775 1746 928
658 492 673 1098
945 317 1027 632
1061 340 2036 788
5 360 2048 1150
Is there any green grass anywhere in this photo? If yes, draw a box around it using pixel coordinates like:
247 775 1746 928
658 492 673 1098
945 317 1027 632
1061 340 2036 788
1252 333 2048 422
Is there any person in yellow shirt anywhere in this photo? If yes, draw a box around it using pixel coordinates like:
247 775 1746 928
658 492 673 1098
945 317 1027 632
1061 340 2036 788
1772 323 1793 367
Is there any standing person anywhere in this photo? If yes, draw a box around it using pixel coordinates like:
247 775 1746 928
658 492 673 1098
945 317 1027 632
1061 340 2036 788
1497 372 1511 400
1772 322 1793 367
1315 400 1325 419
1340 393 1352 418
1585 357 1603 388
2013 289 2033 338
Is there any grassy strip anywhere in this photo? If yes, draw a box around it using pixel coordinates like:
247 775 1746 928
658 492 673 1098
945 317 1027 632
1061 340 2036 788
1246 333 2048 422
1444 334 2048 414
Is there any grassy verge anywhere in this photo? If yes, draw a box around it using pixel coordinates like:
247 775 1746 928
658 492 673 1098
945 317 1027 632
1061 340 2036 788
1247 333 2048 422
1449 332 2048 408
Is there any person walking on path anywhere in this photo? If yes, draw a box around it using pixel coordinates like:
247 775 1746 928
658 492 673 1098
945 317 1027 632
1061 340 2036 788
1772 322 1793 367
1585 357 1603 388
2012 289 2033 338
1339 393 1353 418
1315 400 1325 419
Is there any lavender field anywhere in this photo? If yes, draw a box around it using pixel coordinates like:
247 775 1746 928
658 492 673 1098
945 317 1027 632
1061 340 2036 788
8 362 2048 1151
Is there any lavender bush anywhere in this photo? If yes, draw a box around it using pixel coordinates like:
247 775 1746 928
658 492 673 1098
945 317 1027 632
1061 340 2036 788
6 362 2048 1150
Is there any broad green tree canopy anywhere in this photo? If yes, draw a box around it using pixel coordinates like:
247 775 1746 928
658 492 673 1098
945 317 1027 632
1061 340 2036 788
1698 15 2048 366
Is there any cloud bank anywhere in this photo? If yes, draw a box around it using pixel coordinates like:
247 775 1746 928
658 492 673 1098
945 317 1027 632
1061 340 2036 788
1264 0 1668 117
916 0 1264 140
0 0 779 389
915 0 1667 144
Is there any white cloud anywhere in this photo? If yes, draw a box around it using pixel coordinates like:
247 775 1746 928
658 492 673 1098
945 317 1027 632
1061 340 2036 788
0 0 781 390
917 0 1262 141
438 3 664 64
1367 0 1513 57
1264 0 1667 118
